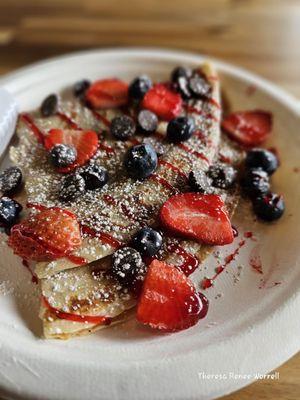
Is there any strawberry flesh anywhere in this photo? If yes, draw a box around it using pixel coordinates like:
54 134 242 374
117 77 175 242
44 129 98 173
137 260 204 331
142 84 182 121
160 193 234 245
222 110 272 147
86 78 129 109
8 207 82 261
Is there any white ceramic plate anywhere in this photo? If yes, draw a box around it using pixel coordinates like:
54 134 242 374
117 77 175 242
0 48 299 400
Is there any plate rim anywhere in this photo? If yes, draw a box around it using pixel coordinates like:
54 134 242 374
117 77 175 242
0 47 299 400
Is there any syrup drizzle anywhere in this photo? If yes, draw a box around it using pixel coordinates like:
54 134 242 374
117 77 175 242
178 143 210 164
20 113 44 144
166 243 199 276
56 111 80 129
91 109 111 128
184 104 218 123
201 239 246 289
149 174 178 193
103 194 140 222
158 159 188 180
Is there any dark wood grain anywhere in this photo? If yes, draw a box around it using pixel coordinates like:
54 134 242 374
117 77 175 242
0 1 299 398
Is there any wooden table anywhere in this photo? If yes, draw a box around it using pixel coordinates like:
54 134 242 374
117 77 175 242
0 0 299 398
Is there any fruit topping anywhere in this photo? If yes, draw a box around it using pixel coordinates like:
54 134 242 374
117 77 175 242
59 174 86 202
73 79 91 99
137 259 204 331
160 193 234 245
188 73 211 99
49 144 77 168
41 94 58 117
111 247 146 287
171 66 192 83
245 148 279 175
0 197 22 228
167 116 195 143
241 168 270 198
80 164 108 190
207 163 237 189
131 227 163 257
142 138 165 157
124 143 158 180
171 66 193 100
110 115 136 140
8 208 82 261
188 170 213 194
142 84 182 121
137 110 158 135
85 78 128 109
128 75 152 101
0 166 23 195
252 193 285 221
44 129 98 173
222 110 272 147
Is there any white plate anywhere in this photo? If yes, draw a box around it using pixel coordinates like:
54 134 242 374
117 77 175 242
0 48 299 400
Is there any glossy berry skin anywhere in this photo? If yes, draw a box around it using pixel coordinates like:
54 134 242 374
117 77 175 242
171 66 192 83
171 66 192 99
241 168 270 198
41 94 58 117
111 247 146 287
188 170 213 194
0 166 23 195
167 116 195 143
128 76 152 101
0 197 22 228
188 74 212 98
80 164 108 190
207 163 237 189
49 144 77 168
73 79 91 98
131 227 163 257
253 193 285 221
137 110 158 135
110 115 136 140
59 174 86 202
124 144 158 180
245 148 279 175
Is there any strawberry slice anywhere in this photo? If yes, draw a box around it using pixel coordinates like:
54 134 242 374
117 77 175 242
222 110 272 147
8 207 82 261
86 78 129 109
160 193 234 245
142 84 182 121
44 129 98 172
137 260 204 331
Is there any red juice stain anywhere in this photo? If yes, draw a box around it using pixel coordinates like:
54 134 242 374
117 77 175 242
249 245 263 274
166 243 199 276
198 292 209 319
67 254 87 265
22 260 38 284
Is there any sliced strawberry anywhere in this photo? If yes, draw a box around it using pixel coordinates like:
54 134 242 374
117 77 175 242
86 78 129 109
222 110 272 147
160 193 234 245
142 84 182 121
137 260 204 331
8 207 82 261
44 129 98 172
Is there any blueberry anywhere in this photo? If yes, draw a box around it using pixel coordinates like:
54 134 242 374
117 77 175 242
41 94 58 117
137 110 158 135
188 73 211 99
241 168 270 198
253 193 285 221
49 144 77 168
131 227 163 257
128 76 152 101
171 66 192 83
111 115 136 140
188 170 214 194
142 138 165 158
124 144 158 180
59 174 86 202
73 79 91 98
0 197 22 228
111 247 146 287
80 164 108 190
208 163 237 189
245 149 279 175
0 167 23 195
167 117 195 143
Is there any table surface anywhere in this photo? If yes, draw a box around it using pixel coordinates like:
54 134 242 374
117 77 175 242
0 0 299 398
